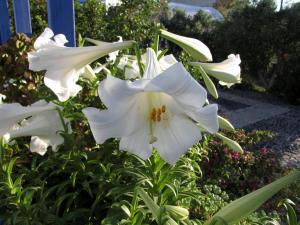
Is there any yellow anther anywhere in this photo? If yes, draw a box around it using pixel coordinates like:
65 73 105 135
150 106 167 123
157 108 162 115
150 108 156 121
157 115 161 122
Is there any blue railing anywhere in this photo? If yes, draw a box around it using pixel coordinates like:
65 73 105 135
0 0 76 46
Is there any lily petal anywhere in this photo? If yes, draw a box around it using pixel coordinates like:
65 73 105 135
34 27 55 49
99 74 150 109
145 62 207 109
120 126 152 160
80 65 97 81
153 114 201 164
159 54 177 70
30 135 64 155
4 109 66 154
143 48 162 79
30 136 49 155
85 36 124 63
53 34 68 46
0 101 57 136
191 54 241 84
188 104 219 133
83 96 149 144
0 94 6 104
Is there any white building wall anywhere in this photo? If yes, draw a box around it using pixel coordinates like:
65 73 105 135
169 0 217 7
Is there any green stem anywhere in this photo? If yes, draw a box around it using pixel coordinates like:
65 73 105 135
56 107 68 134
0 138 4 165
134 43 144 76
153 33 160 54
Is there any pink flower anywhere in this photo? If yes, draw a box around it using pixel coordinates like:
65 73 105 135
231 152 240 161
260 147 269 155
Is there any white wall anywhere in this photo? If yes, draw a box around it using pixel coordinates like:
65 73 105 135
169 0 217 7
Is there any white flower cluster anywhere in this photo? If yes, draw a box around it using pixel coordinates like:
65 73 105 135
0 28 242 163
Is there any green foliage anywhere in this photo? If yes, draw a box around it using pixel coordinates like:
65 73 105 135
74 0 107 41
1 8 299 224
199 129 286 198
26 0 166 45
161 1 300 103
161 10 216 58
278 199 299 225
103 0 167 44
213 0 250 17
29 0 48 36
208 1 300 103
191 185 229 221
0 137 205 224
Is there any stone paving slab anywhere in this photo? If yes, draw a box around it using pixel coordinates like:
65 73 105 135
216 91 290 128
214 89 300 168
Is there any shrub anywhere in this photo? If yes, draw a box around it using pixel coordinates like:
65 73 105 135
24 0 165 44
199 129 286 198
161 1 300 103
208 1 300 103
0 34 42 105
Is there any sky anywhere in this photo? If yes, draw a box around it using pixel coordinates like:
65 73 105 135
275 0 300 10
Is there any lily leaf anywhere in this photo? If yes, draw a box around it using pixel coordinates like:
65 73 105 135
215 133 243 153
138 188 160 220
218 116 235 132
204 170 300 225
197 65 218 99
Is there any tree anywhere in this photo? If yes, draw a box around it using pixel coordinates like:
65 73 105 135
213 0 250 17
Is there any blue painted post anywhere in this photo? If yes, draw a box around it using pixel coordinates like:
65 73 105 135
47 0 76 47
12 0 32 37
0 0 11 44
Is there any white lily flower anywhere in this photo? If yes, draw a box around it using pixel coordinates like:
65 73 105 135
3 109 66 155
118 52 178 80
105 0 121 9
28 28 134 101
33 27 67 49
117 55 141 79
108 36 123 63
160 29 212 62
191 54 241 87
94 63 112 75
85 36 123 64
83 48 219 164
0 100 57 136
80 65 97 81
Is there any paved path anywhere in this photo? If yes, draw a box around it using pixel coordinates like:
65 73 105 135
214 89 300 168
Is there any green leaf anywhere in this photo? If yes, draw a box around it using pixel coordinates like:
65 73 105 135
7 157 18 177
138 188 160 220
204 171 300 225
197 65 218 99
215 133 243 153
279 199 298 225
121 204 131 217
157 49 169 60
164 205 189 220
218 116 235 132
132 211 145 225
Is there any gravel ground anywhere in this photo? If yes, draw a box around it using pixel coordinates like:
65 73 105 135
219 89 300 168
